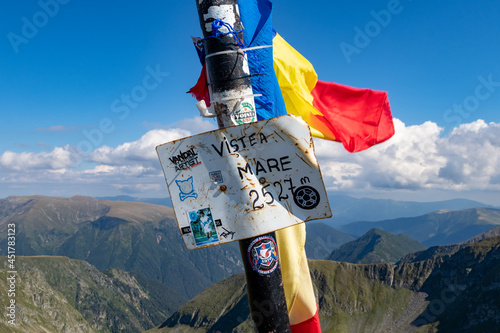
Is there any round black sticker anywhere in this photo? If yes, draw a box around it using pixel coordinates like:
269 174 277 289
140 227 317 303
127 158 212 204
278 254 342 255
293 185 320 210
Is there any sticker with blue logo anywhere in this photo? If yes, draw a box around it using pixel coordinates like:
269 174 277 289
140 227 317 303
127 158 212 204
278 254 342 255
175 176 198 201
247 236 279 275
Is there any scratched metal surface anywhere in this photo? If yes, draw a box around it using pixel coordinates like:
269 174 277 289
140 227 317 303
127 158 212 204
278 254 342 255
156 114 332 250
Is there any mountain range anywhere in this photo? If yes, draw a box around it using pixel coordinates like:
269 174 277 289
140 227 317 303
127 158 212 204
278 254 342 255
338 207 500 246
0 195 243 302
97 193 496 226
325 194 496 225
152 236 500 332
1 194 499 332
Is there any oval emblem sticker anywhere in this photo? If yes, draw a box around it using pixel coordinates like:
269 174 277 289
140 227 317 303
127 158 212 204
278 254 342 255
248 236 279 275
234 102 256 125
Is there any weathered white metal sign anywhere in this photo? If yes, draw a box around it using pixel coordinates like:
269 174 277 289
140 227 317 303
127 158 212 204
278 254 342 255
156 114 332 249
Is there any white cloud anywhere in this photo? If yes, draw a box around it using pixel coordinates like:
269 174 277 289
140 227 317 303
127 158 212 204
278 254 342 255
0 146 77 171
82 164 159 177
90 128 190 167
175 116 217 134
1 118 499 198
0 127 191 196
437 120 500 189
316 119 500 192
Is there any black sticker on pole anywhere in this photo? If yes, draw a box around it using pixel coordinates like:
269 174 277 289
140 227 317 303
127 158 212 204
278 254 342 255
248 236 279 275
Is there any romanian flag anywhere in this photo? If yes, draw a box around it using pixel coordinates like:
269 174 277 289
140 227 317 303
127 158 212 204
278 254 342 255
272 32 394 152
189 32 394 153
189 1 395 331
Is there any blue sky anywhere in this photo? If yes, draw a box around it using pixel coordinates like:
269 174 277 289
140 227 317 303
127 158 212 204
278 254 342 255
1 0 499 205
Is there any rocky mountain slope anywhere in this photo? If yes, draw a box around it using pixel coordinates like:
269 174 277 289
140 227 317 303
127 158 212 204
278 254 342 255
0 256 184 333
151 236 500 333
327 228 426 264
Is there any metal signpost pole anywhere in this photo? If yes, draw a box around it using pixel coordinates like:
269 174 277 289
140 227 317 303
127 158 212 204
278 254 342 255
195 1 291 331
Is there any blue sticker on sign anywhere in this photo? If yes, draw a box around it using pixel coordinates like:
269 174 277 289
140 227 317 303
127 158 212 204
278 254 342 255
175 176 198 201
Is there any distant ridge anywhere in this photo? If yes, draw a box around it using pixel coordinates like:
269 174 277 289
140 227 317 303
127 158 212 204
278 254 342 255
96 195 173 207
461 225 500 244
327 228 426 264
94 194 494 227
305 222 355 259
338 207 500 246
325 194 494 226
396 224 500 265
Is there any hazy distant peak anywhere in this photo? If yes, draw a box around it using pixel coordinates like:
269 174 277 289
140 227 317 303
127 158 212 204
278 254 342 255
327 228 426 264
